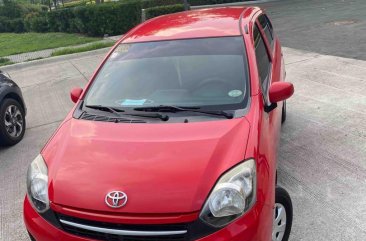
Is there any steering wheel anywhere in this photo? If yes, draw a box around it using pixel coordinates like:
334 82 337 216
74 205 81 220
192 77 234 97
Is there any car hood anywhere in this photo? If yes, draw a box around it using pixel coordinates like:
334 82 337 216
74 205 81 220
43 117 251 214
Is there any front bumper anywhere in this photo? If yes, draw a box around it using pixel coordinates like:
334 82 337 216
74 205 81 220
24 196 273 241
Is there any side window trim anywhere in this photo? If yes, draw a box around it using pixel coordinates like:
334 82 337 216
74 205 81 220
255 12 276 61
253 20 272 105
265 14 274 40
256 18 273 61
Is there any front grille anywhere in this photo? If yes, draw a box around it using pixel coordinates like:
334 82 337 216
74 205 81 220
57 213 189 241
62 225 186 241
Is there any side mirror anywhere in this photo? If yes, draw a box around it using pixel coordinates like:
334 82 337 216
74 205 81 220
269 82 294 103
70 87 83 103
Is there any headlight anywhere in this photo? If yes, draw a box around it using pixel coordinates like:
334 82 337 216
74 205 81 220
26 154 49 213
200 159 256 227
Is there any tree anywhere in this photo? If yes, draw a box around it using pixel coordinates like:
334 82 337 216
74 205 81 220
46 0 52 11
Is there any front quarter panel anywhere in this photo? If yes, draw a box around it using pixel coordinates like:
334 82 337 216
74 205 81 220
241 10 285 241
0 74 26 113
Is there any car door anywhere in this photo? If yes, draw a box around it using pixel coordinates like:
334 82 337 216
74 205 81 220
253 13 283 204
257 13 283 137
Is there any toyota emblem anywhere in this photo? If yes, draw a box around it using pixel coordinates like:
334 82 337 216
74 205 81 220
105 191 128 208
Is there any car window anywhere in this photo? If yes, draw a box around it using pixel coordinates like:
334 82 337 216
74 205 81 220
253 23 271 100
258 14 274 49
84 37 250 112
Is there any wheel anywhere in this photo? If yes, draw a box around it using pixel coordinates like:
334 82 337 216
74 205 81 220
281 100 286 124
272 186 293 241
0 98 26 146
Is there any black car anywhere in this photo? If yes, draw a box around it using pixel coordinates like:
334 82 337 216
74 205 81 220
0 70 26 146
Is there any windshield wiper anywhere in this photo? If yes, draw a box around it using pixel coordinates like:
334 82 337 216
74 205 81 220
134 105 233 119
85 105 125 116
126 113 169 121
86 104 169 121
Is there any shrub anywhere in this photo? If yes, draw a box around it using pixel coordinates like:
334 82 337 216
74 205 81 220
0 57 14 67
20 3 48 15
10 0 187 35
63 0 88 8
0 1 46 19
140 0 181 8
7 18 25 32
188 0 245 5
0 1 23 19
1 0 252 35
145 4 185 20
37 1 142 36
0 17 25 33
23 0 250 36
70 2 142 36
24 13 48 32
68 17 86 33
0 1 47 33
47 8 76 32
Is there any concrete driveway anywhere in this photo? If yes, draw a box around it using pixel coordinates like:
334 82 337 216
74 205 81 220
1 46 365 241
262 0 366 60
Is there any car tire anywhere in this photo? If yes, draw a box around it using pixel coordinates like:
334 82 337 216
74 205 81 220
27 232 36 241
281 101 286 124
0 98 26 146
272 186 293 241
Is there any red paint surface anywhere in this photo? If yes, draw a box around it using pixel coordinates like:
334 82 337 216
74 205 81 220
124 7 246 43
70 87 83 103
269 82 294 103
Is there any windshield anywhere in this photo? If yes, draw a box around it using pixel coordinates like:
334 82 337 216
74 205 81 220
84 37 250 111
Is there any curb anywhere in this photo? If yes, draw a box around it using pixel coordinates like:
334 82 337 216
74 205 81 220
1 47 111 72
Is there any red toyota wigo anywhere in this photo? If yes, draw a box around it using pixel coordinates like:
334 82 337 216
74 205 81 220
24 6 295 241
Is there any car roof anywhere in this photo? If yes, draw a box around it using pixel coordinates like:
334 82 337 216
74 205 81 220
122 7 258 43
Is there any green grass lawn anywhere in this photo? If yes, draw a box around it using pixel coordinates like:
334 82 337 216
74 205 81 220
52 41 114 57
0 32 101 57
0 57 14 67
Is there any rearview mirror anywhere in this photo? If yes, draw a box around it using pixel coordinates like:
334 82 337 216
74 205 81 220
70 88 83 103
269 82 294 103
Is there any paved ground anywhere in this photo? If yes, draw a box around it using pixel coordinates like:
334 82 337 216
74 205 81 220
1 46 366 241
197 0 366 60
261 0 366 60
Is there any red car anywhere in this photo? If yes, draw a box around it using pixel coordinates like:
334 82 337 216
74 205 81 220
24 7 294 241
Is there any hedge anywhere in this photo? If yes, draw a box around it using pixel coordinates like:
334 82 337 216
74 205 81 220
0 1 46 19
63 0 89 8
189 0 246 5
0 1 47 33
24 13 48 32
140 0 181 8
1 0 253 35
145 4 185 20
0 17 25 32
23 0 183 36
